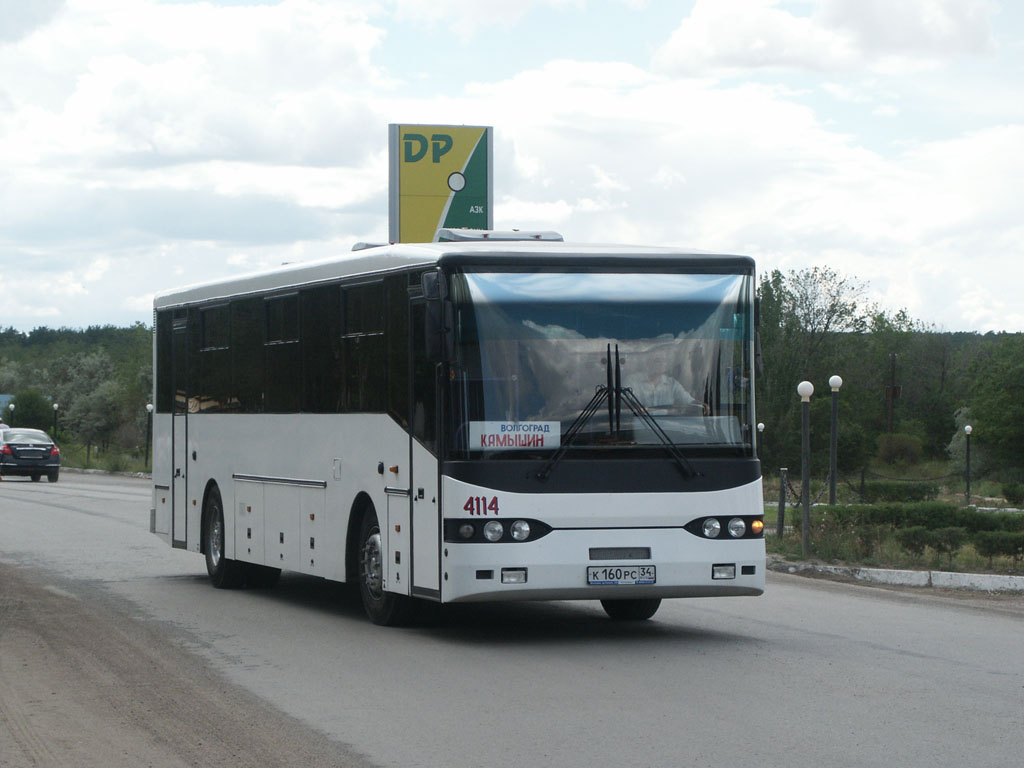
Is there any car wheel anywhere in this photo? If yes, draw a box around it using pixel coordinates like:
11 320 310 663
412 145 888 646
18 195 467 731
204 487 244 588
47 470 59 482
357 506 414 626
600 598 662 621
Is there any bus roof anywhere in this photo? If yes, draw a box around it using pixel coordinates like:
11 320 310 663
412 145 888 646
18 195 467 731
153 240 754 309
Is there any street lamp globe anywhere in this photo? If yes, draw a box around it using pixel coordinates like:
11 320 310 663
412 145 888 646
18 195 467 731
146 403 154 414
829 375 843 391
797 381 814 401
964 424 972 435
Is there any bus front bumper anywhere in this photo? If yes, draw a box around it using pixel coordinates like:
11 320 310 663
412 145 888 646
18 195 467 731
441 527 765 603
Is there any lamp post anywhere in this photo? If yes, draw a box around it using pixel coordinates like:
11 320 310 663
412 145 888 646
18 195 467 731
145 403 154 467
7 403 14 427
964 424 972 505
52 403 59 439
757 422 764 463
798 380 814 557
828 375 843 505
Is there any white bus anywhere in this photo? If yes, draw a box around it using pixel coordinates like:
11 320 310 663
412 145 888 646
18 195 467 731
150 232 764 624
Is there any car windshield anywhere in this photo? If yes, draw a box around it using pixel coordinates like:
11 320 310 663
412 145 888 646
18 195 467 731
447 269 754 459
4 429 52 444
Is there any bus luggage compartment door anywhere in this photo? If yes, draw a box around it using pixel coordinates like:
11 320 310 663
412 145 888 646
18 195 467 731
385 487 411 595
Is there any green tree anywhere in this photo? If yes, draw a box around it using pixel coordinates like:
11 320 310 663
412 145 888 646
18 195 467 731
65 379 126 455
969 335 1024 470
11 389 52 430
756 267 871 474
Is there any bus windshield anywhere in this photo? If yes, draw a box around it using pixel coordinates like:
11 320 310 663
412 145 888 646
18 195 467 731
448 270 754 459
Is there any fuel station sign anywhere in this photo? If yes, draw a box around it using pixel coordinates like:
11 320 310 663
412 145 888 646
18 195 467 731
388 124 493 243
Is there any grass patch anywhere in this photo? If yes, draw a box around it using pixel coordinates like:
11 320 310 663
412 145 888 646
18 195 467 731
58 440 149 474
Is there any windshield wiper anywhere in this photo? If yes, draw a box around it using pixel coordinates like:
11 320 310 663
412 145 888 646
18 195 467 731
535 385 609 482
619 385 699 479
536 344 699 481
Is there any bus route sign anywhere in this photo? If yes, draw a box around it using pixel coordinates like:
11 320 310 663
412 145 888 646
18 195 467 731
388 124 493 243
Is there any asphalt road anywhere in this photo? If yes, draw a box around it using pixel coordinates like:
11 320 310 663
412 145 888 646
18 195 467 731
1 473 1021 768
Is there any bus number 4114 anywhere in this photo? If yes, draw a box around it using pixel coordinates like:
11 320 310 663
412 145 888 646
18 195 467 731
464 496 499 515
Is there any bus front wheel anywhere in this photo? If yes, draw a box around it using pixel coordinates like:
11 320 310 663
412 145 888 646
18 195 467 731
204 487 245 589
600 598 662 621
357 507 414 626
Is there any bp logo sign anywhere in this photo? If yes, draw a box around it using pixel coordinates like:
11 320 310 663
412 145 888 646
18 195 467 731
389 124 492 243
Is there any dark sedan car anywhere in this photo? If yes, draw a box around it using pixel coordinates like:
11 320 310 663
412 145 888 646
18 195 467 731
0 428 60 482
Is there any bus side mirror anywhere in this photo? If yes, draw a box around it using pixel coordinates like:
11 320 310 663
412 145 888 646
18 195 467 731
422 271 441 300
422 272 452 362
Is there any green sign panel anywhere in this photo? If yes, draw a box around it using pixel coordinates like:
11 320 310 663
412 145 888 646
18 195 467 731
389 124 493 243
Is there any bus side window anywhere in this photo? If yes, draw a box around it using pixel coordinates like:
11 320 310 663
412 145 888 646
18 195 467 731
264 294 300 413
301 286 343 413
342 282 385 412
231 298 264 413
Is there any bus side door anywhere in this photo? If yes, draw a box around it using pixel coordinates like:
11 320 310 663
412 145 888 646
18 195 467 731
409 299 441 598
171 317 188 549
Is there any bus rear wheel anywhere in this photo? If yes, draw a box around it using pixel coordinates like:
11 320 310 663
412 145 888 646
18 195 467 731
600 598 662 621
204 487 245 589
358 507 414 626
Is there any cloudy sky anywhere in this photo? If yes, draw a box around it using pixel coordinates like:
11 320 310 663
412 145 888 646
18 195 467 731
1 0 1021 333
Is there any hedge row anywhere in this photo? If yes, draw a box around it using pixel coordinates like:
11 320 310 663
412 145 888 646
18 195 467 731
895 527 1024 566
859 481 939 503
824 502 1024 533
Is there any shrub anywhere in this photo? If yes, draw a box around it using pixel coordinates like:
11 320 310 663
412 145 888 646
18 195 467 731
974 531 1017 568
1002 482 1024 506
876 433 923 465
896 526 930 557
929 527 968 569
102 453 131 473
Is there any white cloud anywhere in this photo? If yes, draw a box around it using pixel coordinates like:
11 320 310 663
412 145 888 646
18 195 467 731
652 0 858 75
653 0 996 76
0 0 1020 334
820 0 995 60
387 0 584 36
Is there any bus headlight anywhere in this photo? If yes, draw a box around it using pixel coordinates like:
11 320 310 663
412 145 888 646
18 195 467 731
728 518 746 538
458 523 475 540
510 520 531 541
702 518 721 538
483 521 504 542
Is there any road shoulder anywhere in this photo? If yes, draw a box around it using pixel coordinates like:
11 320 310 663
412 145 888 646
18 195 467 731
0 561 371 768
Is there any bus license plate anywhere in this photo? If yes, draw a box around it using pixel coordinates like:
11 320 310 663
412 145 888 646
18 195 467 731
587 565 656 585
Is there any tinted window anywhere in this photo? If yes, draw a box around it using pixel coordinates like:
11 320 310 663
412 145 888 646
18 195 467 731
386 275 409 427
344 282 384 336
3 429 51 444
301 285 344 412
266 294 299 343
265 295 300 412
411 301 437 453
201 304 230 350
156 310 173 413
197 304 231 412
342 282 385 412
231 298 264 413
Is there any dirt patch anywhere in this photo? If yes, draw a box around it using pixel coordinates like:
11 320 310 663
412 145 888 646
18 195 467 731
0 561 372 768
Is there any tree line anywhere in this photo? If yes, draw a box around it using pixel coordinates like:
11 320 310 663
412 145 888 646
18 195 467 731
0 324 152 458
756 266 1021 483
1 270 1020 479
